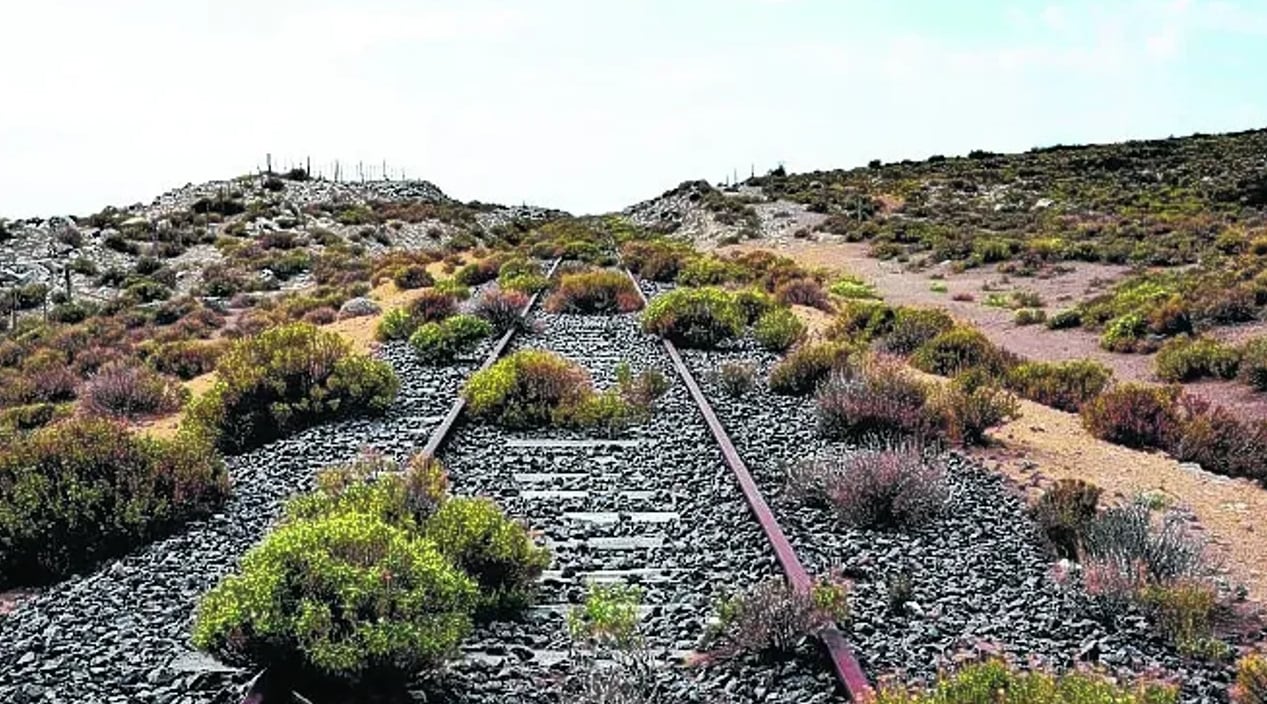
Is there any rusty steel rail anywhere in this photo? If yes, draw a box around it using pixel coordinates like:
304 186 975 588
238 258 561 704
627 270 872 701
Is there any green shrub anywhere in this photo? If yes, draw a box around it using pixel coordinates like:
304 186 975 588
147 340 228 379
676 257 742 287
0 418 228 585
424 497 549 613
733 288 777 324
285 452 450 528
716 362 756 397
931 373 1020 446
882 307 954 355
462 349 591 428
1101 313 1149 353
1045 308 1082 330
545 270 642 314
1004 360 1112 412
769 342 851 395
1013 308 1046 326
828 300 896 342
192 510 476 683
375 307 417 342
828 275 878 299
0 402 72 432
1240 338 1267 391
640 287 744 349
1031 479 1102 559
1155 336 1241 382
753 308 806 352
409 314 492 364
183 323 398 452
911 326 1012 377
868 659 1177 704
454 258 501 286
1233 652 1267 704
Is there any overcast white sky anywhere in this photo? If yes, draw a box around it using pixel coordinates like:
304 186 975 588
1 0 1265 219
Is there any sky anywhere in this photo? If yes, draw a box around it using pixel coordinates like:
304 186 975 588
1 0 1265 219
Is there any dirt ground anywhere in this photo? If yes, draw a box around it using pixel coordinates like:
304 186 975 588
723 239 1267 420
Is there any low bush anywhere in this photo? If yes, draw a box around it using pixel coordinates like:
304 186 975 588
789 441 947 529
621 240 692 282
1045 308 1082 330
882 307 955 355
1155 336 1241 382
455 258 503 286
827 300 895 342
0 402 71 432
1082 498 1207 585
1100 313 1151 353
774 278 831 310
867 659 1178 704
192 510 476 684
1013 308 1046 326
716 362 756 397
701 577 849 660
375 307 417 342
1166 397 1267 481
1004 360 1112 412
472 289 529 333
462 349 592 428
910 326 1013 377
640 287 744 349
1241 338 1267 391
753 307 806 352
828 275 878 300
1137 580 1225 658
544 270 642 314
80 361 187 419
733 288 777 324
1234 653 1267 704
147 340 228 380
391 264 434 290
1081 383 1180 449
1031 479 1102 559
816 358 933 440
0 418 228 585
769 342 851 395
184 323 398 452
409 315 492 364
408 289 460 325
931 373 1020 446
424 497 550 613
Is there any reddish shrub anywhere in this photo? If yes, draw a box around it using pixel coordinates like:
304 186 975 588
790 441 946 529
81 362 187 419
147 340 228 380
1081 383 1180 449
408 289 459 324
472 289 530 333
815 357 933 440
930 373 1020 447
301 306 339 325
1168 396 1267 481
454 257 504 286
70 345 129 377
882 308 955 355
544 270 642 314
774 278 831 311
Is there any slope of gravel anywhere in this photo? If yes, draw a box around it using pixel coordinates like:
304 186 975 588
0 342 475 704
678 338 1236 703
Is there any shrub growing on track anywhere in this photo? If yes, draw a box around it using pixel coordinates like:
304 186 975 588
1031 479 1102 559
816 358 933 440
0 417 227 585
867 659 1178 704
376 307 418 342
753 307 806 352
425 496 550 613
733 288 777 324
192 510 477 684
1154 336 1241 382
183 323 398 452
195 450 549 684
79 361 187 419
1080 383 1180 449
881 307 954 355
640 287 744 349
472 288 530 333
409 314 492 364
769 342 852 395
544 270 642 314
621 240 692 282
789 441 947 529
716 361 756 397
701 577 849 660
463 349 649 431
1003 359 1112 412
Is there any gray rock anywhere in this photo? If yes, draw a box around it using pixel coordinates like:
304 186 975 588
338 297 381 319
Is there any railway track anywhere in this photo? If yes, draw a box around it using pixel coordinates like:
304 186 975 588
244 262 869 703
